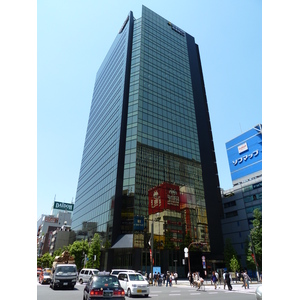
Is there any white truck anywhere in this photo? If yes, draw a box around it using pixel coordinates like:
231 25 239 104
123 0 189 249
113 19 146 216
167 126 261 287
50 251 77 290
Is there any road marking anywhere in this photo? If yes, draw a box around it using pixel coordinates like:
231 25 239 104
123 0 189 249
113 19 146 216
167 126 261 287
190 292 202 295
169 294 181 296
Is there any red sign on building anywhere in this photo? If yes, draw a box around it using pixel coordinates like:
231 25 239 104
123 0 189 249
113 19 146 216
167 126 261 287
148 182 180 214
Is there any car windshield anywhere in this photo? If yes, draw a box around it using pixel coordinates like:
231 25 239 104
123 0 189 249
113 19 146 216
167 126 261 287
93 276 120 288
129 274 144 281
56 266 76 273
44 272 51 276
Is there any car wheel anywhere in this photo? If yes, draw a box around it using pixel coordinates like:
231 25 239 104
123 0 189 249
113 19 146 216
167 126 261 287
79 279 83 284
127 288 132 297
144 294 149 297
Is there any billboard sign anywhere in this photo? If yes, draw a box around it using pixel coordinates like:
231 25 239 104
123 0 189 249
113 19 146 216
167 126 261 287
226 125 262 182
133 216 145 231
148 182 180 214
53 201 74 212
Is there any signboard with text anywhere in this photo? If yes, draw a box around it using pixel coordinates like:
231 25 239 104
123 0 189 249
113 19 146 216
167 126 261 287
53 201 74 212
148 182 180 214
226 124 262 182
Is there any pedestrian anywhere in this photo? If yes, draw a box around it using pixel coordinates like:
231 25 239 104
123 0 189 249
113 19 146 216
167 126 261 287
225 270 232 291
241 271 245 287
243 270 251 289
166 271 170 287
174 271 178 284
223 271 226 289
169 272 174 287
211 271 218 289
188 272 193 286
215 270 219 286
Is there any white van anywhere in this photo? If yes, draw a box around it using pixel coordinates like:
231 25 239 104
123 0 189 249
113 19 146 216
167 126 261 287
110 269 135 277
118 272 150 297
78 268 100 284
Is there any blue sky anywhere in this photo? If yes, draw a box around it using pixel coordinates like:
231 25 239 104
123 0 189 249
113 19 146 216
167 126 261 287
37 0 262 219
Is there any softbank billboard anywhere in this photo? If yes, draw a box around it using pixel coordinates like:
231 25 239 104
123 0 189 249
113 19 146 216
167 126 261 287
226 124 262 183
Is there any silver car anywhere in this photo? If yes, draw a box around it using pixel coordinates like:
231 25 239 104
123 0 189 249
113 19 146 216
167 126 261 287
255 285 262 300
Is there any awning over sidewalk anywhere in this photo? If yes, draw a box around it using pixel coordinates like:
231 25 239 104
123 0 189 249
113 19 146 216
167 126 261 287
111 234 133 249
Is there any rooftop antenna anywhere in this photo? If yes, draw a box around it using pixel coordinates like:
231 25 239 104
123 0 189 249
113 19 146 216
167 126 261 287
239 123 243 133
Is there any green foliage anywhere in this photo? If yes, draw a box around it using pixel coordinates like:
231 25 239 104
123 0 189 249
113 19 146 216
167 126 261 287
86 233 101 269
184 231 197 251
69 240 89 270
224 238 238 270
230 255 240 273
164 230 176 250
37 252 54 268
247 209 262 270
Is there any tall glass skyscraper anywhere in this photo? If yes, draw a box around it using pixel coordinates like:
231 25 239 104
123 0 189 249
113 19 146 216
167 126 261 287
72 6 223 274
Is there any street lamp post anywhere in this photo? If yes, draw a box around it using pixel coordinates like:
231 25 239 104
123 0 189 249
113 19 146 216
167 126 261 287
151 220 154 284
150 213 160 285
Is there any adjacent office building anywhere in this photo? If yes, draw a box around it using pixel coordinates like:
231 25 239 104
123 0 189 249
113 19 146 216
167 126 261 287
37 211 73 256
221 124 262 268
72 6 224 274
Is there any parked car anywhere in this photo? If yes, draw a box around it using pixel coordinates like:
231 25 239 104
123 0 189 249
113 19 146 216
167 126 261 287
39 271 51 284
117 272 150 297
83 274 125 300
78 268 100 284
255 285 262 300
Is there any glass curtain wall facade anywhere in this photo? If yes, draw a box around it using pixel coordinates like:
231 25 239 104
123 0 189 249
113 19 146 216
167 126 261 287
72 6 223 274
72 12 133 242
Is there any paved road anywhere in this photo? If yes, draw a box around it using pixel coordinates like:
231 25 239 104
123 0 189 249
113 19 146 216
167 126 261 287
37 279 258 300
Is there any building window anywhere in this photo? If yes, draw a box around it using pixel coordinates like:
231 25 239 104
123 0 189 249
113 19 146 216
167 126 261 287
225 211 238 218
224 200 236 208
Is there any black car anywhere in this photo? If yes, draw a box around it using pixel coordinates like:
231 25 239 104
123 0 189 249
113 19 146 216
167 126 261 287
83 273 125 300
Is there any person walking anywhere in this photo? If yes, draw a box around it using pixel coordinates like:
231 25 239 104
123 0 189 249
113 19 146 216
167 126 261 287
188 272 193 286
243 270 251 289
225 270 232 291
215 270 220 286
174 272 178 284
169 272 174 287
241 271 245 287
166 272 170 287
211 271 218 289
223 271 226 289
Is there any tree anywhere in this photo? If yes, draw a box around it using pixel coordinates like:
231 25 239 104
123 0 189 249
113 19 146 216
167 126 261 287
230 255 240 274
247 209 262 270
38 252 54 268
86 233 101 269
224 238 238 270
164 230 175 250
69 240 89 270
183 230 192 250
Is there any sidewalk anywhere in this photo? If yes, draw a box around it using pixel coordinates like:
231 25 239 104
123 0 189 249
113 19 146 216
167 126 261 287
173 279 259 292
